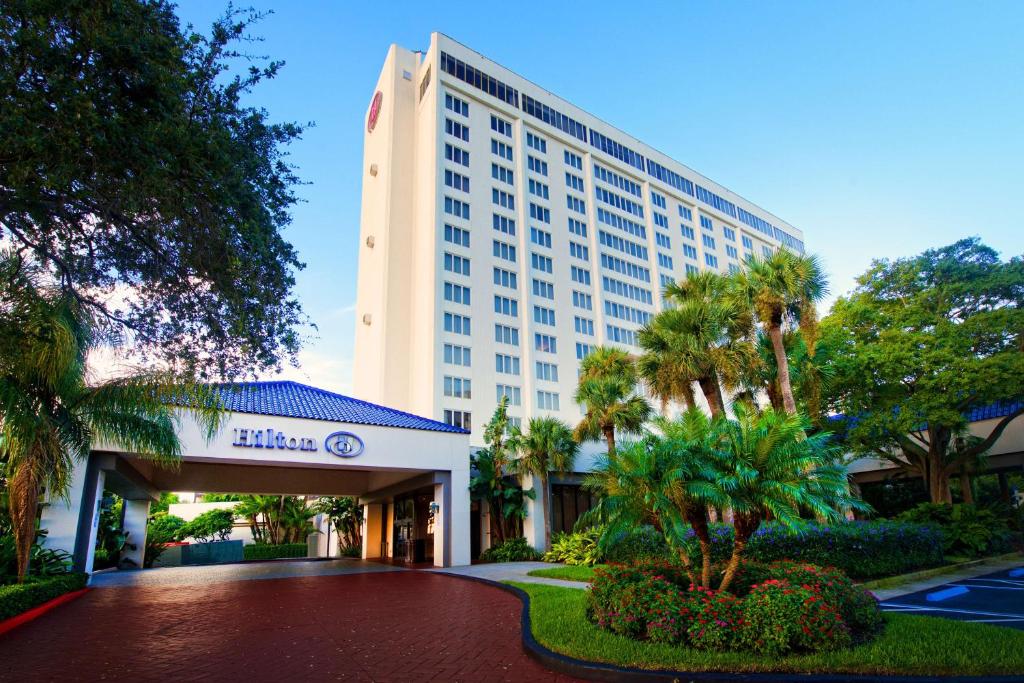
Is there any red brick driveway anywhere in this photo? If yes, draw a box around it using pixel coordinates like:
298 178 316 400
0 570 581 682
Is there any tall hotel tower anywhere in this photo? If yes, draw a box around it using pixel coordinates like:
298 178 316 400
354 33 805 448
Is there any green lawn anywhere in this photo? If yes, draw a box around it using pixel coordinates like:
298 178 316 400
527 565 603 582
509 582 1024 676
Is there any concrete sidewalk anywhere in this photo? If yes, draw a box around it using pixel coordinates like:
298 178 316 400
870 554 1024 602
430 561 590 589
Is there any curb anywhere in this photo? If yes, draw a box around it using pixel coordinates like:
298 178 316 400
0 588 91 637
441 574 1023 683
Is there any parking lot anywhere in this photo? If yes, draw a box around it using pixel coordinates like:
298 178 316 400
879 566 1024 629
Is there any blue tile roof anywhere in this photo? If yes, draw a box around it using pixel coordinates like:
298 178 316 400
202 381 469 434
965 400 1024 423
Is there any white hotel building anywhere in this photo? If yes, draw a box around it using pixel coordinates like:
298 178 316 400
354 34 805 537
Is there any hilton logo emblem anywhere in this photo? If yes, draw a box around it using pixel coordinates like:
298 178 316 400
325 431 364 458
367 91 383 133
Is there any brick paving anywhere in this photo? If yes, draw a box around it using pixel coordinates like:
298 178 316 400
0 571 581 682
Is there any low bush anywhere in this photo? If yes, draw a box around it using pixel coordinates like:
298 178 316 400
243 543 307 561
479 537 542 563
683 521 944 579
897 503 1015 558
685 586 744 651
766 562 883 637
602 525 670 564
544 528 602 566
179 508 236 543
738 579 852 656
0 573 88 621
588 561 691 633
144 513 186 568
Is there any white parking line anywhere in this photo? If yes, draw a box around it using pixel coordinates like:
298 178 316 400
881 603 1024 619
949 583 1024 591
964 578 1024 587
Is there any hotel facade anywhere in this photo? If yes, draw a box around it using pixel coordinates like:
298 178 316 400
354 33 804 452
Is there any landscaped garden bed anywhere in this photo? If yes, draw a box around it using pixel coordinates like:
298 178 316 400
0 573 89 621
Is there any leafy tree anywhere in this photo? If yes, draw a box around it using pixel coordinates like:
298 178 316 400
573 347 652 453
823 239 1024 503
234 494 312 544
149 492 181 516
513 417 579 551
180 507 235 543
311 496 363 554
735 249 828 414
0 1 306 378
469 397 534 544
144 513 185 568
0 253 223 580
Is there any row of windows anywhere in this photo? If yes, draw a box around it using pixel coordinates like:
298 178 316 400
443 409 471 431
742 235 753 250
702 234 716 250
725 244 738 259
569 242 588 260
605 300 651 325
494 295 518 317
600 252 651 283
445 93 468 117
444 343 471 366
564 150 582 170
445 224 469 247
596 207 646 240
683 243 698 260
445 118 468 142
532 278 554 299
491 139 513 161
494 213 516 236
530 226 551 248
679 206 693 222
603 275 653 304
651 191 667 210
495 323 519 345
599 229 648 261
444 196 469 220
653 212 668 229
723 226 736 242
535 333 556 354
496 384 521 406
576 342 594 360
536 390 560 411
443 281 470 305
573 290 592 310
444 312 471 335
592 163 642 199
568 217 587 238
681 224 695 241
492 163 514 185
607 324 639 347
530 203 550 224
444 169 470 193
521 93 588 142
444 375 471 399
706 253 719 268
444 143 469 167
536 361 558 382
492 188 514 210
647 158 695 197
493 239 516 262
700 215 714 232
574 315 594 336
490 114 512 138
526 131 547 153
655 233 671 249
565 172 584 193
566 196 586 214
533 305 555 326
589 129 645 172
531 252 553 273
444 252 470 275
695 184 738 219
496 353 519 375
528 178 549 200
657 252 673 270
440 52 519 107
571 265 591 285
493 266 517 289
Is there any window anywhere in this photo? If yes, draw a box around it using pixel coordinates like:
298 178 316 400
495 323 519 346
597 207 646 240
444 143 469 167
492 188 514 210
679 206 693 222
685 263 698 276
602 275 652 304
573 315 594 335
657 253 674 270
565 172 584 192
568 217 587 238
528 179 549 200
445 196 470 219
529 203 550 224
742 235 753 250
594 186 644 218
490 114 512 138
763 245 773 258
531 252 553 273
700 215 713 232
527 156 548 176
445 118 469 142
521 94 588 142
705 253 719 268
598 230 648 261
491 163 514 186
566 196 586 214
653 212 668 229
572 290 592 310
496 384 521 406
695 184 737 218
443 409 471 431
439 51 519 107
702 234 716 250
729 263 740 274
606 324 638 347
682 244 698 260
444 343 471 367
491 139 513 161
445 93 468 117
493 295 518 317
725 245 738 259
651 191 667 209
535 333 557 354
493 266 517 289
681 224 695 240
493 240 516 262
569 242 589 261
444 169 470 193
444 252 470 275
495 353 520 375
570 265 590 285
444 376 471 399
526 131 547 153
600 253 650 283
593 163 642 197
648 159 695 196
604 300 651 325
564 150 583 170
535 361 558 382
589 130 645 172
536 390 560 411
443 281 470 305
655 233 671 249
533 305 556 326
723 226 736 241
576 342 594 359
444 312 470 335
532 278 554 299
530 227 551 248
444 224 469 247
493 213 516 236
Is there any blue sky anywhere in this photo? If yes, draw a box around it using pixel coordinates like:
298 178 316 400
173 1 1023 394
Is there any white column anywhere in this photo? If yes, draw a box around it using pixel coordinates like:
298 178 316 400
448 468 472 567
521 472 546 553
39 457 90 561
361 503 383 560
82 469 106 574
121 499 150 568
433 482 446 567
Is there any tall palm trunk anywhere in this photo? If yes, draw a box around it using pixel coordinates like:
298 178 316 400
959 471 974 504
768 320 797 414
697 375 724 418
684 504 713 588
680 382 697 411
602 424 616 455
541 473 552 551
8 463 40 582
719 512 761 593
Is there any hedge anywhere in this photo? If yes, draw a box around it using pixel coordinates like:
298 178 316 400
243 543 308 560
683 521 945 580
0 573 89 621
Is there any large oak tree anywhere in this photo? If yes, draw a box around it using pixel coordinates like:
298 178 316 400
1 0 306 378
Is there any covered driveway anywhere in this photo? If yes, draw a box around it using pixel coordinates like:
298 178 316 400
0 567 578 681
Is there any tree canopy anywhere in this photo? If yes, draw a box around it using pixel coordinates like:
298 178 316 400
822 238 1024 502
0 1 306 378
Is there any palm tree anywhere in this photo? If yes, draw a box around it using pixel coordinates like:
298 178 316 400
735 249 828 415
0 253 222 580
514 416 579 551
714 403 866 591
574 346 650 454
636 322 697 416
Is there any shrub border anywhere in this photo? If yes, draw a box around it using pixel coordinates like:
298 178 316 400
0 588 90 637
440 573 1022 683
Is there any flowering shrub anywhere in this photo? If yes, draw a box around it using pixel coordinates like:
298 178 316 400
738 579 852 656
766 562 883 637
685 586 743 651
683 521 944 579
588 560 691 633
645 587 691 644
